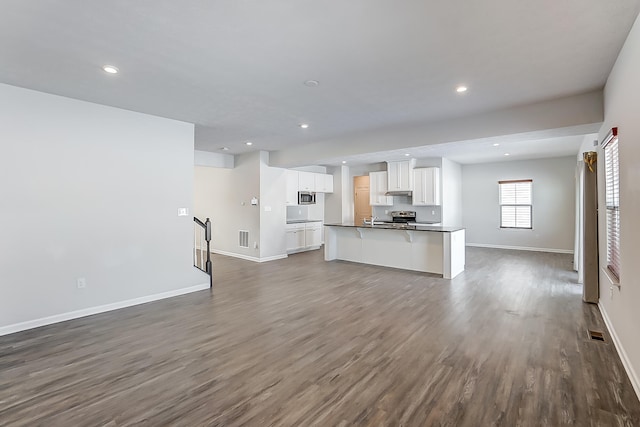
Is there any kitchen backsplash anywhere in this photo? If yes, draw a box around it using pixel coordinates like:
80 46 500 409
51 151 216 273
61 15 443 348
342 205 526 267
371 197 442 223
286 205 308 220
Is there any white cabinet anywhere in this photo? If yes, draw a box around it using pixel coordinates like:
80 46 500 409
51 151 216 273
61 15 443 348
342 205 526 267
305 223 322 247
412 167 440 206
315 173 334 193
286 170 299 206
370 171 393 206
286 222 323 252
286 224 306 251
387 160 415 192
298 171 315 191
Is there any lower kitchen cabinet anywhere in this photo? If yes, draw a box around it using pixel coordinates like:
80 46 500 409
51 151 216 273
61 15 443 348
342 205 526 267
286 224 306 251
286 221 323 253
305 223 322 247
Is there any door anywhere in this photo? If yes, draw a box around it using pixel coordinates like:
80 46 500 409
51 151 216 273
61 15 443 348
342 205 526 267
354 175 372 226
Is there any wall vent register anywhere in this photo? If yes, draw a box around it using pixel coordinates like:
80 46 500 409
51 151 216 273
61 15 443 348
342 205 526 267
239 230 249 248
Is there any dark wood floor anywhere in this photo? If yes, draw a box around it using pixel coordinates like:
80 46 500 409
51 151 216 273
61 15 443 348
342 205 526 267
1 248 639 426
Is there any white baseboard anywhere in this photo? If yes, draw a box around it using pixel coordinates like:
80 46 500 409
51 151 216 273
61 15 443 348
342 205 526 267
0 282 210 337
598 303 640 401
212 249 287 263
466 243 573 254
287 246 322 255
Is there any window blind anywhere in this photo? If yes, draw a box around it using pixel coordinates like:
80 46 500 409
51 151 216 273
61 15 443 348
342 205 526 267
499 180 532 229
603 128 620 279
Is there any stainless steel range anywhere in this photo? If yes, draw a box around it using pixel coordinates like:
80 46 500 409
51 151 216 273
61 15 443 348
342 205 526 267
390 210 417 223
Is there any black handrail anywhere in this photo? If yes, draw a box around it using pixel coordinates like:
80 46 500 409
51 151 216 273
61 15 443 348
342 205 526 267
194 216 213 289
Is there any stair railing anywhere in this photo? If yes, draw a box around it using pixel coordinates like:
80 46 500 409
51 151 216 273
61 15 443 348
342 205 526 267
193 216 213 288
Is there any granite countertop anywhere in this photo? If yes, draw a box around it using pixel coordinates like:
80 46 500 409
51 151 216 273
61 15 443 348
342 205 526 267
286 219 323 224
324 222 464 233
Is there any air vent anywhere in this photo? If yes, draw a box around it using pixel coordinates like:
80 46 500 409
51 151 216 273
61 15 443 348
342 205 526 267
239 230 249 248
588 330 605 342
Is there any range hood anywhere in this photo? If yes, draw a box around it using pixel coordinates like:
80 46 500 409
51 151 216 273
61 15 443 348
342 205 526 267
385 190 412 197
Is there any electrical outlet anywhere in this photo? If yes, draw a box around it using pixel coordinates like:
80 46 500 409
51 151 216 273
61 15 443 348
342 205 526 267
254 241 258 249
431 210 435 215
385 210 389 214
77 277 87 289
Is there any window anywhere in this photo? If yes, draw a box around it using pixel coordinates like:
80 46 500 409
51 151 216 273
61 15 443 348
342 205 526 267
603 128 620 279
499 180 532 229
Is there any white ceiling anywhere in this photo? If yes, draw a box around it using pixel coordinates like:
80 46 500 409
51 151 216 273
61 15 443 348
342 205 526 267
323 134 597 166
1 1 638 161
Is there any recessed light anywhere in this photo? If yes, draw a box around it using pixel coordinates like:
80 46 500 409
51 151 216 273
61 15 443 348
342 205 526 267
456 85 468 93
300 123 309 129
221 147 229 151
245 141 253 146
493 143 500 147
342 160 347 164
504 153 510 156
102 65 119 74
304 80 319 87
404 153 411 157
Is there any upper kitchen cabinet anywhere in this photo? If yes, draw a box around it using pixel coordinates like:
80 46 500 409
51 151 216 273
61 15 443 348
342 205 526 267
387 159 415 192
298 171 316 192
286 170 299 206
314 173 334 193
413 167 441 206
370 171 393 206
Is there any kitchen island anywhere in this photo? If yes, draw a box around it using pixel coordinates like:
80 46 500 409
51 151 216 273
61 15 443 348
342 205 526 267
324 223 465 279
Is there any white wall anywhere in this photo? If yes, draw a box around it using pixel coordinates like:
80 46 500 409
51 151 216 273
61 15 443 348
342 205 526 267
194 150 234 168
193 151 288 262
259 152 287 259
325 165 351 224
0 84 206 332
597 12 640 397
462 157 576 252
441 158 463 226
194 152 262 260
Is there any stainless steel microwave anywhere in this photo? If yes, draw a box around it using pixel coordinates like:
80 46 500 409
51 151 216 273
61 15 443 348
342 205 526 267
298 191 316 205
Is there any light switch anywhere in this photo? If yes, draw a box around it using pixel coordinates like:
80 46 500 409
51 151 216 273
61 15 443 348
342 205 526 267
177 207 189 216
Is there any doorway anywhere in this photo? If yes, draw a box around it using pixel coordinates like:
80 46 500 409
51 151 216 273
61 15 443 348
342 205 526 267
354 175 372 226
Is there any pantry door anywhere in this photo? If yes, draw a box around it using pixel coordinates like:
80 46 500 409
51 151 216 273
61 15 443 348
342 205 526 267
354 175 372 226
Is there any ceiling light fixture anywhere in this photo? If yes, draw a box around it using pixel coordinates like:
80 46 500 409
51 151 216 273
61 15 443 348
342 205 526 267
300 123 309 129
245 141 253 146
493 143 500 147
456 85 468 93
404 153 411 157
504 153 510 156
221 147 229 151
304 80 319 87
102 65 119 74
342 160 347 164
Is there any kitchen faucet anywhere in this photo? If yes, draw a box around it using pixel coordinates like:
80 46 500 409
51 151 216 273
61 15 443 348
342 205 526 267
364 216 378 225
